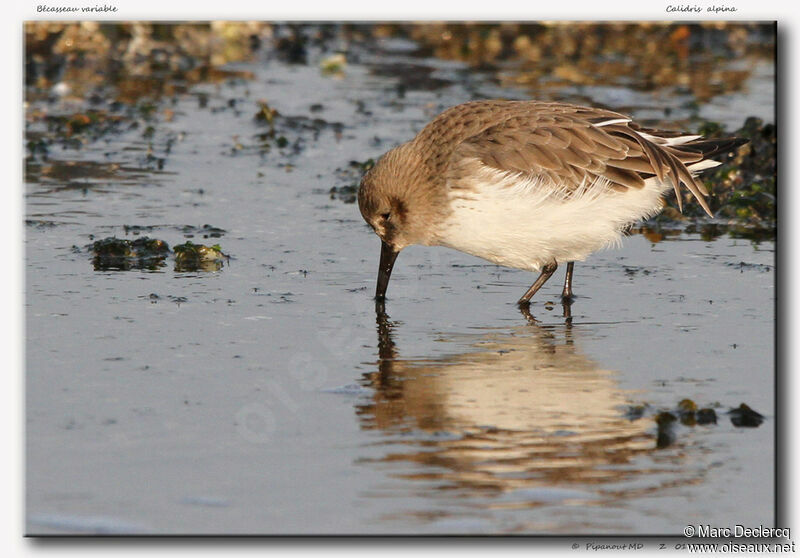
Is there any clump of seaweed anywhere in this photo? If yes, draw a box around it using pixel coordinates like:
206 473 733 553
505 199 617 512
727 403 765 427
320 53 346 76
173 241 228 272
91 236 170 270
703 117 775 226
675 398 718 426
254 100 279 127
652 399 718 448
624 397 758 449
90 236 229 272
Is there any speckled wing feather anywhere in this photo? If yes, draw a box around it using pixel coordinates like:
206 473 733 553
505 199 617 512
423 101 724 216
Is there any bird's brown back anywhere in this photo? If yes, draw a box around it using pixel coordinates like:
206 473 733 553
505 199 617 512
410 100 744 216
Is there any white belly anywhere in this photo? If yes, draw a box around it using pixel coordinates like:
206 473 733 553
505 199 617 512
435 170 670 272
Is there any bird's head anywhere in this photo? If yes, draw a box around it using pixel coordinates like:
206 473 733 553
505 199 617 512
357 143 446 304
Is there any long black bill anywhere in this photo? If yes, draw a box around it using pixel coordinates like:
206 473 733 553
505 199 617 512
375 240 399 303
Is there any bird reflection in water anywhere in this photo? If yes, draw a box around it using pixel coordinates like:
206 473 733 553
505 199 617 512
355 307 694 524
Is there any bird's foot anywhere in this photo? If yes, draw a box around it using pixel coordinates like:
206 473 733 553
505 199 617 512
375 296 387 316
517 301 537 324
560 291 574 319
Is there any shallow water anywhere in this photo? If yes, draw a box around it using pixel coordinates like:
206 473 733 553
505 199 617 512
25 25 775 535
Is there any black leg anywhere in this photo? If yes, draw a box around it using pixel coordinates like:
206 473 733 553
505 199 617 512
561 261 575 302
518 261 558 305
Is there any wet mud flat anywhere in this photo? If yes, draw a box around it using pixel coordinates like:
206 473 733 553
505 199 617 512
25 23 774 534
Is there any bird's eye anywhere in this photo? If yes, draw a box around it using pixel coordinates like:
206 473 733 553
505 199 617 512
381 212 391 221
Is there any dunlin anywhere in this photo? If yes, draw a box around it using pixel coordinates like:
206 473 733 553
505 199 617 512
358 100 745 307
